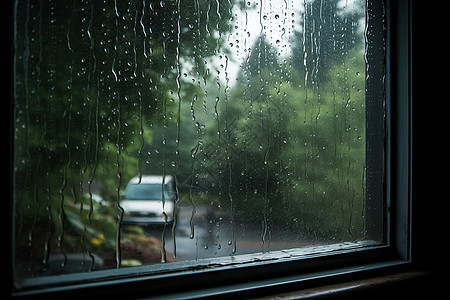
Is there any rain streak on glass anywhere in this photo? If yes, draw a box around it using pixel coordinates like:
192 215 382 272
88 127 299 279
13 0 368 282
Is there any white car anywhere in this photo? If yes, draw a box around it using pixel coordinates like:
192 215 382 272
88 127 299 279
121 175 177 225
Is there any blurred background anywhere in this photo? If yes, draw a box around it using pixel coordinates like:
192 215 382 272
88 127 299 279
13 0 368 279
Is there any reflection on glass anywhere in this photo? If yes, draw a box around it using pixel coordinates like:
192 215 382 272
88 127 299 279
13 0 369 281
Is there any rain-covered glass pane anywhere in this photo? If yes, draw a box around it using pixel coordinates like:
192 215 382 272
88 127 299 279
13 0 381 285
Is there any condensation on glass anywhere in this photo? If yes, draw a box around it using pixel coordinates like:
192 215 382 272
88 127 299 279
13 0 374 284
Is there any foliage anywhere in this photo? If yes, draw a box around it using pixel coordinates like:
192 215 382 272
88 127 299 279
14 0 233 271
198 44 366 241
291 0 365 86
14 0 368 276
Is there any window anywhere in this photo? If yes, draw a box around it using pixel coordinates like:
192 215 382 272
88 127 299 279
11 0 413 297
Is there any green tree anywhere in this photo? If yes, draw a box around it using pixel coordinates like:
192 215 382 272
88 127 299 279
14 0 234 270
277 49 366 241
201 32 366 241
291 0 364 87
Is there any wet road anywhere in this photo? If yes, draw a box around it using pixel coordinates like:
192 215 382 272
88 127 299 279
143 204 312 262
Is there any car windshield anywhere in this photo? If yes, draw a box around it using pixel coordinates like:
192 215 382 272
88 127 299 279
124 184 170 201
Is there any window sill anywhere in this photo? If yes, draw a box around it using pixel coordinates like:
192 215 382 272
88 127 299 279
15 241 398 297
127 259 414 299
249 270 438 299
